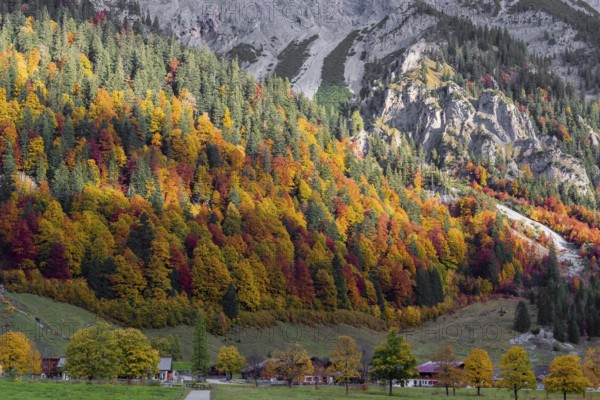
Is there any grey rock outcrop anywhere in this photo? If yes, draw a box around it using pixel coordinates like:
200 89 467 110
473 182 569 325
370 47 592 195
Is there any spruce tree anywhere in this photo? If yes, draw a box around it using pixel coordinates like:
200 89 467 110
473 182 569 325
126 212 154 265
0 139 16 202
222 282 239 319
553 316 566 343
373 278 386 315
567 313 580 344
332 254 350 309
536 289 554 325
513 301 531 333
429 268 445 305
416 267 433 307
547 246 560 284
192 312 210 375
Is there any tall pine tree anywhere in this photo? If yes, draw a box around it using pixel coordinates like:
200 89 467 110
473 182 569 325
222 282 239 319
513 301 531 333
192 312 210 375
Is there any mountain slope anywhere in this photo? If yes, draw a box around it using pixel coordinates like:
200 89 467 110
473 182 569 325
81 0 600 206
6 291 600 366
101 0 600 96
0 8 560 333
366 46 592 196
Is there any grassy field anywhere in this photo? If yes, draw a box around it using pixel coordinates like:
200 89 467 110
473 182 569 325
172 361 192 371
1 292 103 356
146 322 387 361
3 291 599 367
214 384 600 400
149 298 599 365
0 380 188 400
405 297 599 365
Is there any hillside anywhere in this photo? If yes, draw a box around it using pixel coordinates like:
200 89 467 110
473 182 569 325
4 291 599 368
0 290 387 360
0 291 102 356
84 0 600 98
0 6 565 334
2 2 600 356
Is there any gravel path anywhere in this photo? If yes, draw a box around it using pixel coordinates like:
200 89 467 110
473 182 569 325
184 390 210 400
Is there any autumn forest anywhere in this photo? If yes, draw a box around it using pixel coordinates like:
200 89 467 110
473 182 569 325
1 2 600 345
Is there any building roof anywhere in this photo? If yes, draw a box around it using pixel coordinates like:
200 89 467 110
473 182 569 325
418 361 464 374
158 356 173 371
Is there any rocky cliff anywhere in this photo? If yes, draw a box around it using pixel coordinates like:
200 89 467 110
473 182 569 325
366 43 593 194
90 0 600 98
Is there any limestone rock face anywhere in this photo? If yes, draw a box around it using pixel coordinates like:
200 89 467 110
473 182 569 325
92 0 600 96
369 45 591 194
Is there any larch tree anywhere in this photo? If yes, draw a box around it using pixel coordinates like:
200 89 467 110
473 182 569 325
497 346 536 400
192 238 231 305
329 336 362 394
544 355 590 400
463 348 494 396
583 348 600 389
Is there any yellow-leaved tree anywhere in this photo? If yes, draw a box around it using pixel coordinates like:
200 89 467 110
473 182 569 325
67 323 160 380
66 322 120 380
464 348 494 396
192 234 231 305
274 343 314 389
328 336 362 394
113 328 160 380
216 345 246 380
544 355 589 400
497 346 536 400
0 331 41 375
583 348 600 389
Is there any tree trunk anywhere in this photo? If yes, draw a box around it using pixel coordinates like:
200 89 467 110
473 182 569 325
453 386 456 396
477 386 481 396
389 380 393 396
288 379 292 389
346 382 349 395
514 387 518 400
563 391 566 400
446 385 449 396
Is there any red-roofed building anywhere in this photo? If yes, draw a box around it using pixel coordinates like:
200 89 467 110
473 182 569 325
406 361 465 388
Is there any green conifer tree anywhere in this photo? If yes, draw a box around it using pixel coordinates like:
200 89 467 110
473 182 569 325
222 283 239 319
513 301 531 333
192 312 210 375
